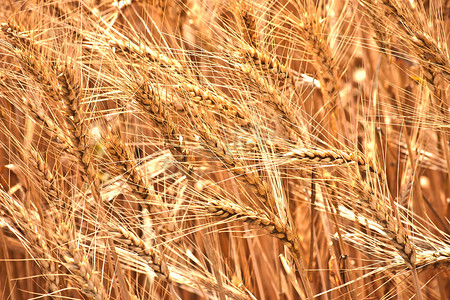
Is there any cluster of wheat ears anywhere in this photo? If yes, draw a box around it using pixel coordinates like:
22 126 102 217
0 0 448 299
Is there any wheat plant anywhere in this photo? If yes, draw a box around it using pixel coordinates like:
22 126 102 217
0 0 449 299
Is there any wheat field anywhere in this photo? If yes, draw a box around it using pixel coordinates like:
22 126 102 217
0 0 449 299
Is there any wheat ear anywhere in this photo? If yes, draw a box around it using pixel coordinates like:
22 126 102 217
0 191 61 298
205 196 314 299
